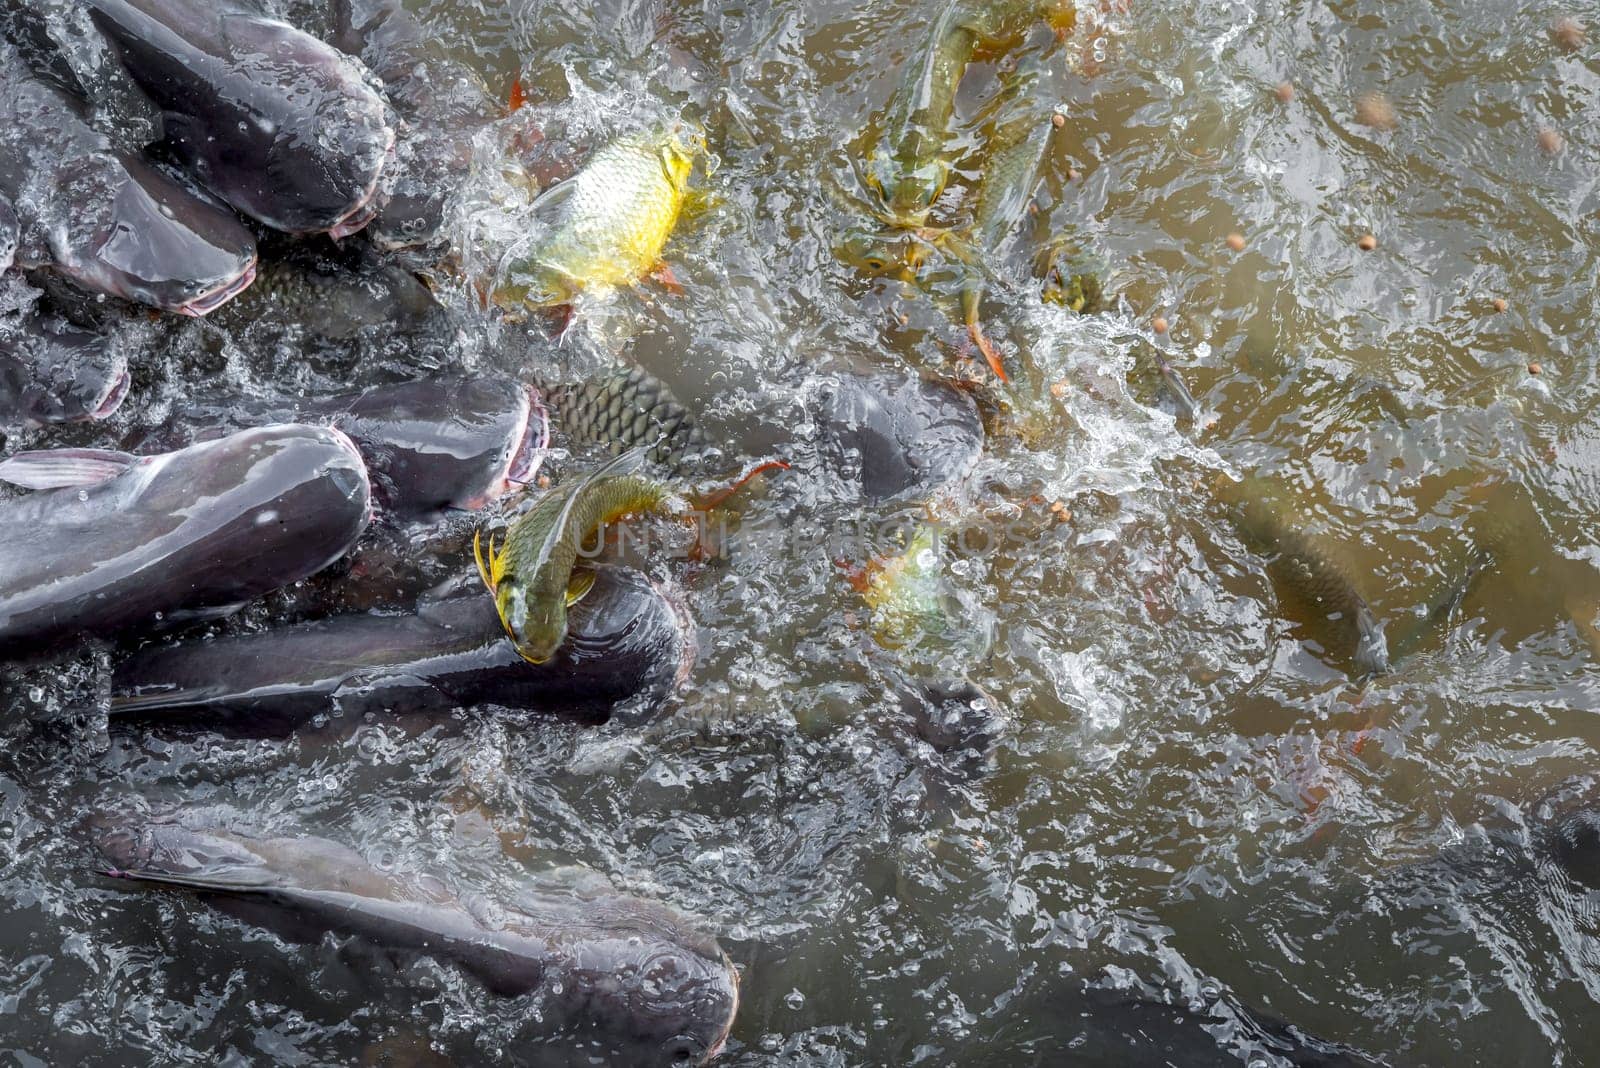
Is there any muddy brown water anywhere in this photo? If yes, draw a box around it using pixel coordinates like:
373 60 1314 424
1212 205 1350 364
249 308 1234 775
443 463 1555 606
4 0 1600 1063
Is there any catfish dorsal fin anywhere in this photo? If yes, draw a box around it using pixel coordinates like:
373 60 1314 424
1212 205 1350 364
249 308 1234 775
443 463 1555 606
0 448 136 490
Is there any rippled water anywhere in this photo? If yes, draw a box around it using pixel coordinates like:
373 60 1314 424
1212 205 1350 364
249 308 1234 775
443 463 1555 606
5 0 1600 1063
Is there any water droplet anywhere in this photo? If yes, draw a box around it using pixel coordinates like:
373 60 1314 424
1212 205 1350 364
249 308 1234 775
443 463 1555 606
784 989 805 1009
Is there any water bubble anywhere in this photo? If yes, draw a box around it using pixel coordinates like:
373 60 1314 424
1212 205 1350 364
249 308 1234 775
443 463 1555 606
784 989 805 1009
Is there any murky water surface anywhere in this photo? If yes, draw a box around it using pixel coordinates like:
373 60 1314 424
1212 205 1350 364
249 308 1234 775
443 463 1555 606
5 0 1600 1063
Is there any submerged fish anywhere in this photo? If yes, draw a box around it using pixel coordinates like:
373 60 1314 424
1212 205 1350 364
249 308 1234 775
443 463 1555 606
0 424 371 656
860 0 1076 225
0 309 131 425
220 251 454 341
112 567 691 730
494 122 706 311
1217 475 1391 676
833 224 937 280
92 816 739 1064
1038 237 1106 315
0 46 258 315
477 451 678 665
81 0 395 236
812 371 984 502
541 364 715 476
858 523 961 650
157 376 546 521
949 106 1060 379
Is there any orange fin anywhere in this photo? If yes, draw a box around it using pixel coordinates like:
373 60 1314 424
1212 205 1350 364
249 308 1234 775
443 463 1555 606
968 321 1010 382
648 261 685 295
693 459 790 511
508 74 527 113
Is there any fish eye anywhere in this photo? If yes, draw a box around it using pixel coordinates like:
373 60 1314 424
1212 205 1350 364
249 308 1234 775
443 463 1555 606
865 257 886 271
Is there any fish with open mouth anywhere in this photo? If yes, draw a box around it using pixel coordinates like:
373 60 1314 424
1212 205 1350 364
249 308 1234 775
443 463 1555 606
0 308 131 425
75 0 395 236
0 424 372 657
90 814 739 1064
328 0 503 252
147 376 547 522
0 44 258 315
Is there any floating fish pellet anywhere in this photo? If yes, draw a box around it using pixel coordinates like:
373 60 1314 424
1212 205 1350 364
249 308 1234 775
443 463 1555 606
1355 92 1396 130
1553 15 1587 51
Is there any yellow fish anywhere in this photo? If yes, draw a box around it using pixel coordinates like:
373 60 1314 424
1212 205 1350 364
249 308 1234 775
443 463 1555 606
494 121 707 311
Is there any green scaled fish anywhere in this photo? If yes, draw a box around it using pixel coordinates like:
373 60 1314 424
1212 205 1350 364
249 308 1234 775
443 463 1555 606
476 450 678 664
947 106 1059 380
861 0 1076 226
539 365 715 476
493 121 708 312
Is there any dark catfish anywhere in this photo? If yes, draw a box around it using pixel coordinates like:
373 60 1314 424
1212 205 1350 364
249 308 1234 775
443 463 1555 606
83 0 395 236
0 423 371 656
811 371 983 502
153 376 545 521
0 46 257 314
92 817 739 1065
329 0 499 250
0 309 131 424
110 567 692 732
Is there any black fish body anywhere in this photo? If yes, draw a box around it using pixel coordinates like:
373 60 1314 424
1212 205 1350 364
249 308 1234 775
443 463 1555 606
82 0 395 235
0 309 131 424
329 0 498 250
153 376 542 520
0 423 371 655
110 567 690 731
219 249 454 340
811 371 983 502
91 817 738 1064
0 44 257 314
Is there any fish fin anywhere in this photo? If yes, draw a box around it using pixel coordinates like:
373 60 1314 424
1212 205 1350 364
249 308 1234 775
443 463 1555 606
527 177 579 226
97 865 273 894
508 74 527 113
473 528 505 592
691 458 791 511
0 448 136 490
647 261 685 295
967 321 1010 383
565 568 596 605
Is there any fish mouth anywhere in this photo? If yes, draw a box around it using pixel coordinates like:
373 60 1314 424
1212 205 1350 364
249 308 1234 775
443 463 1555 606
705 956 740 1061
176 255 258 317
650 575 699 692
506 387 550 488
90 366 132 420
326 134 398 240
476 386 550 509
